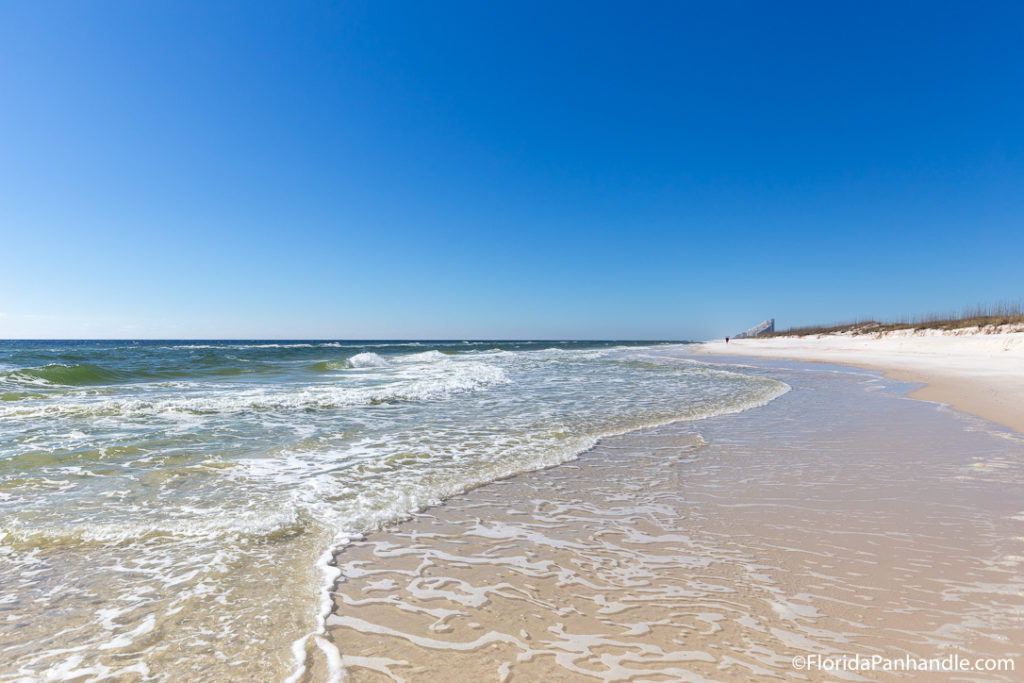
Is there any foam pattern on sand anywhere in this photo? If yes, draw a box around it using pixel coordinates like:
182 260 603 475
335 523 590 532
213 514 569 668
328 361 1024 682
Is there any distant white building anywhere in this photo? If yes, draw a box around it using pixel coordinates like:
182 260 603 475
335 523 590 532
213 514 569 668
734 318 774 339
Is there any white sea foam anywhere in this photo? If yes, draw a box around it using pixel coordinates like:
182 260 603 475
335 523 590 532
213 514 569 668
0 362 510 419
0 503 307 545
348 352 389 368
396 350 448 363
0 342 792 682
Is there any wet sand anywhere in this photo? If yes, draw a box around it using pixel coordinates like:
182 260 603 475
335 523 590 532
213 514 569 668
323 358 1024 681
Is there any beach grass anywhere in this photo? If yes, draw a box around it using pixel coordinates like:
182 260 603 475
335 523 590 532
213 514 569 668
770 301 1024 337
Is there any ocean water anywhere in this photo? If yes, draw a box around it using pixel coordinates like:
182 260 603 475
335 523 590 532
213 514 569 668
0 341 788 681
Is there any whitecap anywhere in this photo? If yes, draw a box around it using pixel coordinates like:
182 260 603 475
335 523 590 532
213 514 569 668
349 352 389 368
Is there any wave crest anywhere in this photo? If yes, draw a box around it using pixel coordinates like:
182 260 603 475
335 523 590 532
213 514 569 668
349 352 389 368
4 363 127 386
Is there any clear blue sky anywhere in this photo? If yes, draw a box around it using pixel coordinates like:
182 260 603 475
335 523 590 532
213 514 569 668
1 1 1021 339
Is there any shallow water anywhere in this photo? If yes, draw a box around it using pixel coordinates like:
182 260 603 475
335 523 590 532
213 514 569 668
0 341 788 681
327 355 1024 681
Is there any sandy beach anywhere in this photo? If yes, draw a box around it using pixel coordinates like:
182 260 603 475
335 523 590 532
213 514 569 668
5 2 1021 680
695 328 1024 434
324 354 1024 681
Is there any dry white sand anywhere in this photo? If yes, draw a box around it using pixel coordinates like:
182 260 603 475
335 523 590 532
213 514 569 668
696 328 1024 434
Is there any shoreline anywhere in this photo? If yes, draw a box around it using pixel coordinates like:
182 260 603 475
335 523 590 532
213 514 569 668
325 355 1024 680
694 330 1024 434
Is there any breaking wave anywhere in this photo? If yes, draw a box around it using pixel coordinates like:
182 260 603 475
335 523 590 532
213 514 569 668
0 361 511 419
349 352 389 368
4 363 131 386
